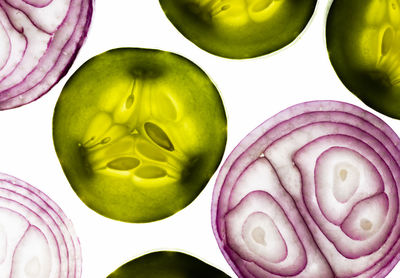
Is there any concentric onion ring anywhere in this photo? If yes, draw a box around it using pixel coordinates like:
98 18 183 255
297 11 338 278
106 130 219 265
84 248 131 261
0 0 93 109
0 173 81 277
212 100 400 277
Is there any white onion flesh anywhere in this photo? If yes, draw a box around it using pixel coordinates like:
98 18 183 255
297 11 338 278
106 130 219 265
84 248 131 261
0 0 93 109
212 100 400 278
0 173 81 278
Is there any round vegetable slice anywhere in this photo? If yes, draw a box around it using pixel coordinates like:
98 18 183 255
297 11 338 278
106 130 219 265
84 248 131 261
53 48 227 223
326 0 400 118
107 251 231 278
0 0 93 110
212 100 400 277
0 172 81 278
159 0 317 59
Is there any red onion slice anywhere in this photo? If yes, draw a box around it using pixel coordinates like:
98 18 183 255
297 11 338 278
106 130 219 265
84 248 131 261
0 0 93 109
212 100 400 277
0 173 81 277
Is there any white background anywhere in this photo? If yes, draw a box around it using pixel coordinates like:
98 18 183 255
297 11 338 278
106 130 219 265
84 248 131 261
1 0 400 277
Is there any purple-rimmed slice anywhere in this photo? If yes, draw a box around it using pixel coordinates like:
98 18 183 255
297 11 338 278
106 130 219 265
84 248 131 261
0 0 93 110
0 172 81 277
212 100 400 277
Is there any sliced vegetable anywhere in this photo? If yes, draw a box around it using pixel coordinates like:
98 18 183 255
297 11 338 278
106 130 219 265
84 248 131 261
0 172 81 277
0 0 93 110
53 48 227 223
159 0 317 59
107 251 230 278
212 100 400 277
326 0 400 118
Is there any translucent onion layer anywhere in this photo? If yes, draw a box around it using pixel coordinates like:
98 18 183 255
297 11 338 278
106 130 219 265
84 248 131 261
212 100 400 278
0 0 93 109
0 173 81 278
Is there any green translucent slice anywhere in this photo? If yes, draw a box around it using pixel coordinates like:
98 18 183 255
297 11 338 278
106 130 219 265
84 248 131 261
53 48 227 222
107 251 231 278
326 0 400 118
160 0 317 59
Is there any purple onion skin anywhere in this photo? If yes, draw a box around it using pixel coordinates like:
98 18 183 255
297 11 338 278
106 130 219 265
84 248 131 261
0 0 93 110
0 172 81 277
212 100 400 278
